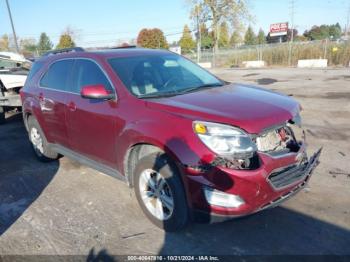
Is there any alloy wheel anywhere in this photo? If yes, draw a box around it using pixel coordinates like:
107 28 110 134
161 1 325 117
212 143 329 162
30 127 44 154
138 169 174 221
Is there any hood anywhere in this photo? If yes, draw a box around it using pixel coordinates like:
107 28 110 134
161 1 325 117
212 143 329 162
146 83 300 134
0 73 27 89
0 52 27 63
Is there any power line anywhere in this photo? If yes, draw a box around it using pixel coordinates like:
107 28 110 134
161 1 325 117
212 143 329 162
10 26 189 49
17 26 187 39
77 29 192 46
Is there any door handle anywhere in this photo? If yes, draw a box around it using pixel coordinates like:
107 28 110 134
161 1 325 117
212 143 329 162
38 93 44 101
68 102 77 112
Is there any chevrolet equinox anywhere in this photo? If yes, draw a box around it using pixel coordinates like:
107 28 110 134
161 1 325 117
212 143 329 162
21 47 321 231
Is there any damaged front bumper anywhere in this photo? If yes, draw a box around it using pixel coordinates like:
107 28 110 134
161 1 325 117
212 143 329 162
184 146 322 222
260 147 322 211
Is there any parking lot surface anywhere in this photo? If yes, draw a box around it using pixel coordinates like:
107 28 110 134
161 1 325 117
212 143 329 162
0 68 349 256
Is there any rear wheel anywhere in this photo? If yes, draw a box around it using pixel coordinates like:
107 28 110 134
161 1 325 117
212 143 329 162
27 116 58 162
134 153 189 231
0 106 5 124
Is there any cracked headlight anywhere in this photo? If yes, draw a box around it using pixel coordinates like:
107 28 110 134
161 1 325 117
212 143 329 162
193 121 257 159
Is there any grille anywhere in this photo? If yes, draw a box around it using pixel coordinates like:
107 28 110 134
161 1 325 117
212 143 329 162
268 162 308 189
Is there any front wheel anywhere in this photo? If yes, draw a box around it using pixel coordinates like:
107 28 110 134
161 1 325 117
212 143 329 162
134 153 189 231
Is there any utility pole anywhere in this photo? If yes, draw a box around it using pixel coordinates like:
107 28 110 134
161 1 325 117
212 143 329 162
195 4 202 63
5 0 20 53
346 2 350 38
288 0 295 66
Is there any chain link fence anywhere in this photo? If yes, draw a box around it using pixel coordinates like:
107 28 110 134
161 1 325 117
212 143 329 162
186 40 350 68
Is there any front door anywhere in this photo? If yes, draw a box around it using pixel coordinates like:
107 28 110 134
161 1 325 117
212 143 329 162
65 59 118 168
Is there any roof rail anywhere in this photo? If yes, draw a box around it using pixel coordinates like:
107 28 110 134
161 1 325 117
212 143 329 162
110 45 137 49
43 47 85 57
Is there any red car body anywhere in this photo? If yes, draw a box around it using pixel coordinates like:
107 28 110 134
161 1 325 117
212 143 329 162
21 48 321 223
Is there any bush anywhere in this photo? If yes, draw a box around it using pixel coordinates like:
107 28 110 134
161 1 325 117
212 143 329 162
189 40 350 67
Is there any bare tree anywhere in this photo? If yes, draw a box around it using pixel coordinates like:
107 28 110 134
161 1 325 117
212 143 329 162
188 0 251 54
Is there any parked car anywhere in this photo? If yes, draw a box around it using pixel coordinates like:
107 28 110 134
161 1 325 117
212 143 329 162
0 52 30 124
21 47 321 231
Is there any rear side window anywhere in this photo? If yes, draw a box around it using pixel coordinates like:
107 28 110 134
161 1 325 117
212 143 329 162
40 60 74 91
25 62 43 84
70 59 113 94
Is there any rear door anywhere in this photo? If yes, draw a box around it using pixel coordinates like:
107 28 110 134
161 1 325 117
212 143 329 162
65 58 118 167
38 59 74 147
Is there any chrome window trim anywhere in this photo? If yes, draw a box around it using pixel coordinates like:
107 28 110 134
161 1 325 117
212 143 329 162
38 57 118 101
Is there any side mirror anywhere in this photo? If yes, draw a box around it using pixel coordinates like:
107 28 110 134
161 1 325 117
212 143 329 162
80 84 115 100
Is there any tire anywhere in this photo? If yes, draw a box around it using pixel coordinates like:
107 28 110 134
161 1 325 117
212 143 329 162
133 152 189 231
0 106 5 124
27 116 58 162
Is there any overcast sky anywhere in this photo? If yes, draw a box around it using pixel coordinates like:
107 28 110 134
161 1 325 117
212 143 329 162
0 0 348 47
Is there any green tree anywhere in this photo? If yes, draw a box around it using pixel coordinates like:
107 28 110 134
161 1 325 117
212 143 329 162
0 34 9 51
56 33 75 49
199 23 213 49
37 33 53 54
179 25 196 53
137 28 169 49
230 31 242 47
304 23 341 40
329 23 342 39
244 26 257 45
188 0 251 53
257 28 266 44
219 22 230 48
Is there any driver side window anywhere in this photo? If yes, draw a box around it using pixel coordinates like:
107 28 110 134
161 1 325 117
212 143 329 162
70 59 113 94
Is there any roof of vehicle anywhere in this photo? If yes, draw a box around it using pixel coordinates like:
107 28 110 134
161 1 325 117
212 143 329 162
36 47 174 63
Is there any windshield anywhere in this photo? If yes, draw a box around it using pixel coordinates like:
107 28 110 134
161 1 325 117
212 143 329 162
108 54 223 98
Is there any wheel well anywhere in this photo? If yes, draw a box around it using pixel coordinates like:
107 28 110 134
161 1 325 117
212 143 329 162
124 144 164 187
23 112 32 131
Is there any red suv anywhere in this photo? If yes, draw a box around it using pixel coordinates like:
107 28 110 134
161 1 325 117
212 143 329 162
21 47 321 231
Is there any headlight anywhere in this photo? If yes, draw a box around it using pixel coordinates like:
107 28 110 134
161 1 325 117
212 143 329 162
193 121 257 159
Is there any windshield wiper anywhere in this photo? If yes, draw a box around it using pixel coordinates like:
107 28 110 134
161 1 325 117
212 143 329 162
137 92 179 99
137 83 224 99
177 83 224 94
